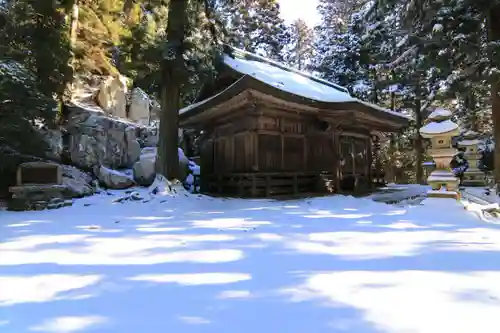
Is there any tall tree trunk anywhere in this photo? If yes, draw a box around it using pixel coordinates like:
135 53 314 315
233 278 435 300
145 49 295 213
69 0 79 48
467 92 480 132
488 7 500 190
65 0 79 102
157 0 188 180
415 80 424 184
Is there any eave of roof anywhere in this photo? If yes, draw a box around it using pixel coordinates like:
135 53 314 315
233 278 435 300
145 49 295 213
180 74 409 127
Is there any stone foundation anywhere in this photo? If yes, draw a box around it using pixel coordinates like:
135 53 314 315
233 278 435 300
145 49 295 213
8 184 72 211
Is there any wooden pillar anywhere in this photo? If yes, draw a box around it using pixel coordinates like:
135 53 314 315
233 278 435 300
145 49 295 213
333 131 339 192
293 175 298 194
265 175 271 196
253 132 259 172
251 175 257 197
367 136 373 190
238 175 244 196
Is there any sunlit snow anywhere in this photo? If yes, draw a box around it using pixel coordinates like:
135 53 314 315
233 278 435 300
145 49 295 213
1 187 499 333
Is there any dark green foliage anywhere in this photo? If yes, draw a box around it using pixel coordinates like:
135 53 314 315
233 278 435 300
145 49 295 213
0 60 54 196
217 0 290 61
0 0 71 98
0 0 71 195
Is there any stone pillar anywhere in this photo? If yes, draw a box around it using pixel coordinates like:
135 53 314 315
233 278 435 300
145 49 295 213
419 108 460 200
458 130 485 186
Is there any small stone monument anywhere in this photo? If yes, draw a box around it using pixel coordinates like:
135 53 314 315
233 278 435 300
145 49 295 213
419 108 460 200
458 130 485 186
8 162 72 211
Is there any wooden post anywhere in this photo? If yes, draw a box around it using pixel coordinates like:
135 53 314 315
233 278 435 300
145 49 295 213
217 174 222 194
367 136 373 190
251 175 257 197
265 175 271 196
293 175 298 194
238 175 244 196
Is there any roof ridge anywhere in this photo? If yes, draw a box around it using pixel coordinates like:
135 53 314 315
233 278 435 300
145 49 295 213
224 45 350 94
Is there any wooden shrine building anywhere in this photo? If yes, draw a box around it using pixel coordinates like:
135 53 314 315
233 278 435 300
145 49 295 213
179 47 409 197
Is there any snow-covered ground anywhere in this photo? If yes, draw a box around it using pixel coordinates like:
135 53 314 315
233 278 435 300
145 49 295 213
2 188 500 333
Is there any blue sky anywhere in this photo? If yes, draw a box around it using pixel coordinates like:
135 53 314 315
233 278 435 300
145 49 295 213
278 0 320 26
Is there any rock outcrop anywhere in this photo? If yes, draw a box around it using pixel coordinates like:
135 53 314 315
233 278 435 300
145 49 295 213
132 147 191 186
96 166 134 189
133 147 157 186
39 127 64 162
96 75 128 119
128 88 151 125
63 101 146 170
33 75 186 194
61 164 95 197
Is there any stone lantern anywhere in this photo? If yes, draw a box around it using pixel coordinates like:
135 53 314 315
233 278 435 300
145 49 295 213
458 130 484 186
419 108 460 199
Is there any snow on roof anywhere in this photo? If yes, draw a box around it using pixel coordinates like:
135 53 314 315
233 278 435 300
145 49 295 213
420 119 459 137
462 130 479 139
459 139 481 146
428 108 452 121
223 51 355 103
356 100 411 119
179 46 409 121
224 47 409 120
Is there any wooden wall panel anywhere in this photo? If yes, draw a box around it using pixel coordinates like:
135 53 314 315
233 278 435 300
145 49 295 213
259 116 279 131
308 135 334 172
281 118 304 134
234 134 246 171
201 138 214 174
214 137 233 173
258 133 282 171
353 138 368 175
340 137 354 175
283 136 304 171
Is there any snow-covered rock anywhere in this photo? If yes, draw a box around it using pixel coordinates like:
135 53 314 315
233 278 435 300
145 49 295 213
189 160 200 176
150 99 161 122
138 126 158 147
132 147 191 186
96 166 134 189
128 88 150 125
125 126 141 164
432 23 443 33
183 159 201 193
61 165 95 197
133 147 157 186
96 75 128 118
178 148 190 181
40 128 63 161
64 102 143 169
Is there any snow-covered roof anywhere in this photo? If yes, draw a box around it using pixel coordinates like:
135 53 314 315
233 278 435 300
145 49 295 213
462 130 479 139
459 139 481 146
420 119 459 137
223 48 354 103
428 108 452 121
179 46 410 124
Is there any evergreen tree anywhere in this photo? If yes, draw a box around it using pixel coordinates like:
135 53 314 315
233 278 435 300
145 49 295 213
285 19 314 70
218 0 289 61
0 0 72 100
0 0 71 193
